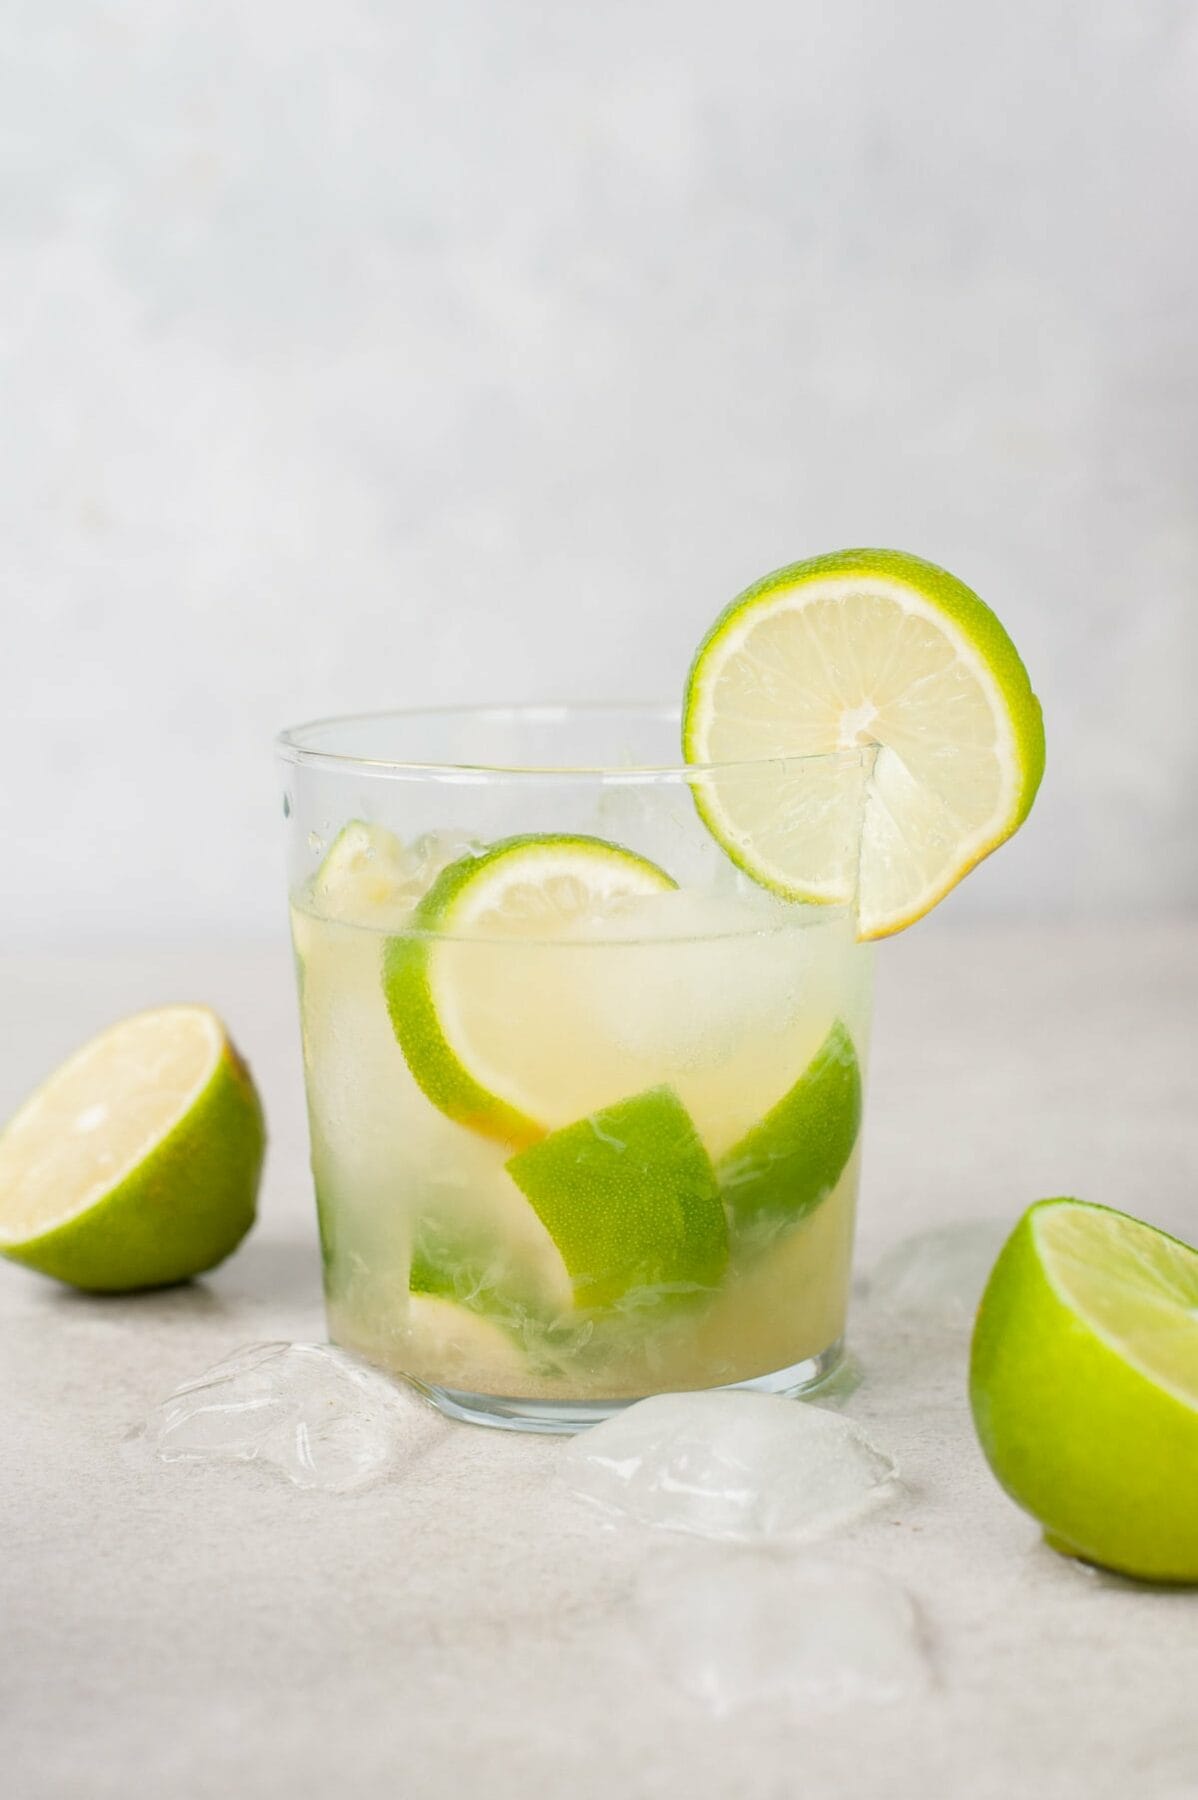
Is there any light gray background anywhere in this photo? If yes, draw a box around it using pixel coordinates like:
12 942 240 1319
4 0 1198 939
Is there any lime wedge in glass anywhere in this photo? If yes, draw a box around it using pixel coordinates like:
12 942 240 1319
717 1020 862 1238
505 1085 728 1310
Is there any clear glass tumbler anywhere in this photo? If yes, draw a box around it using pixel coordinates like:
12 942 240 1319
276 705 874 1432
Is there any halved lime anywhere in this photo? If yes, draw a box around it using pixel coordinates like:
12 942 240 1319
382 834 677 1146
505 1085 728 1309
0 1006 265 1291
683 548 1045 938
716 1020 862 1238
970 1198 1198 1582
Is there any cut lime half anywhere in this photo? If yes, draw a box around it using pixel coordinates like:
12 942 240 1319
970 1198 1198 1583
382 834 677 1146
0 1005 265 1291
683 548 1045 938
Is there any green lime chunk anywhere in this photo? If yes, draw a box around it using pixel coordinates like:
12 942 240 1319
716 1021 861 1238
970 1198 1198 1583
505 1086 728 1310
383 833 677 1147
0 1005 265 1291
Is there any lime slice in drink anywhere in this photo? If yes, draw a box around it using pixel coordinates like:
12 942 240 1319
970 1198 1198 1582
382 834 677 1146
0 1006 265 1291
505 1086 728 1310
683 548 1045 938
716 1020 862 1238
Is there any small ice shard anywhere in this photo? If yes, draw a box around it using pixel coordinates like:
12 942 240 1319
139 1342 440 1492
864 1219 1015 1327
559 1389 898 1541
639 1550 930 1714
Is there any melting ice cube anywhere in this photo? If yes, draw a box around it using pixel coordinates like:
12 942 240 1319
638 1549 931 1714
138 1342 441 1492
559 1389 898 1541
864 1220 1015 1328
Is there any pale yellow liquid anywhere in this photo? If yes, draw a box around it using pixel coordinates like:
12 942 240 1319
292 881 872 1402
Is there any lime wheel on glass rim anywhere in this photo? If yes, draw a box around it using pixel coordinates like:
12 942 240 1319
682 547 1045 938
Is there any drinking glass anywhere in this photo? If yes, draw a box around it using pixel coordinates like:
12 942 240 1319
277 705 874 1432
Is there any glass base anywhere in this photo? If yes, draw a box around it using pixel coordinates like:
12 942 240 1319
409 1339 847 1435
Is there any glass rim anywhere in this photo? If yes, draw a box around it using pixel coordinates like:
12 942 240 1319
274 701 873 783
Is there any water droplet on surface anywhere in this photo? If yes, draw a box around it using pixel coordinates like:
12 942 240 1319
282 792 292 818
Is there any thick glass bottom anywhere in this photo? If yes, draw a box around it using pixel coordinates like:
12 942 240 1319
406 1339 847 1434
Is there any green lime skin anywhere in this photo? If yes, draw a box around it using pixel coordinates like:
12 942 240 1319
0 1042 265 1292
505 1086 729 1311
970 1199 1198 1584
716 1021 862 1240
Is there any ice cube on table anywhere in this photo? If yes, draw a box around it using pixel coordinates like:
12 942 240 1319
559 1389 898 1541
137 1342 441 1492
864 1220 1015 1328
639 1550 930 1715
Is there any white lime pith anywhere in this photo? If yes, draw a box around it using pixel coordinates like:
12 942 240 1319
0 1005 265 1291
683 548 1045 938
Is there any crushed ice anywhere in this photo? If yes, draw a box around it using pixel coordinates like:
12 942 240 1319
559 1389 899 1541
864 1219 1015 1328
637 1549 930 1714
134 1342 442 1492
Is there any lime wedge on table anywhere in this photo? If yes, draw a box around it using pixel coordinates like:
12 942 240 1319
716 1020 862 1238
970 1199 1198 1582
505 1086 728 1309
0 1006 264 1291
683 548 1045 938
383 834 676 1147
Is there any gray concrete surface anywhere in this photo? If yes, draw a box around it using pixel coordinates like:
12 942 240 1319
2 921 1196 1798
